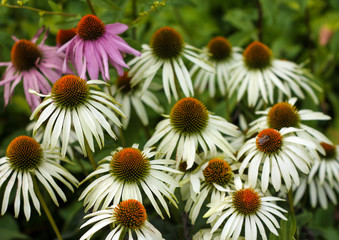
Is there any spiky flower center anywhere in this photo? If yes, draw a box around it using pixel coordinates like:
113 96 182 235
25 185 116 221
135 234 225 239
56 28 77 46
51 75 89 109
110 148 150 183
208 36 232 61
117 72 133 93
11 40 42 71
267 102 300 130
256 129 283 154
203 158 232 186
6 136 42 170
243 41 272 69
150 27 184 59
233 188 261 215
170 97 209 134
77 14 105 40
114 199 147 230
320 142 336 159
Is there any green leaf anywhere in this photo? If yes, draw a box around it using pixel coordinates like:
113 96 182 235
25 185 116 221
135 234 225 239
270 213 297 240
0 215 29 240
48 0 62 12
92 0 121 10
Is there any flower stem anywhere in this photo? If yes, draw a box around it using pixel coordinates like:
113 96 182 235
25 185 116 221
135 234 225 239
118 228 127 240
119 128 126 147
33 177 63 240
86 0 97 16
84 139 97 170
256 0 263 42
287 190 295 215
131 0 137 39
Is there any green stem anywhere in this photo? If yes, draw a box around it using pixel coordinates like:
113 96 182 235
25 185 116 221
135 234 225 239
119 128 126 147
131 0 137 39
86 0 97 16
256 0 263 42
85 139 97 170
118 227 127 240
75 156 89 176
33 177 63 240
287 190 295 215
142 124 151 139
0 3 76 16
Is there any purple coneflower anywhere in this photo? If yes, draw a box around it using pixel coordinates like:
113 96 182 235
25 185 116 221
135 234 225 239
0 27 64 111
59 14 140 80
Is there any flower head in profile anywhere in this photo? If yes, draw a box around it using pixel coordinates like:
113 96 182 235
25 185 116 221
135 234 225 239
108 71 164 128
30 75 125 157
59 14 140 80
204 178 287 240
185 156 240 224
80 199 164 240
145 97 240 169
79 144 180 219
248 98 331 154
128 27 214 102
56 28 77 47
238 127 318 193
294 142 339 209
0 136 79 221
0 27 65 111
229 41 320 106
190 36 242 97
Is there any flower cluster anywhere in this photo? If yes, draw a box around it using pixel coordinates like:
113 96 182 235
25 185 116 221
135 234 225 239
0 6 338 240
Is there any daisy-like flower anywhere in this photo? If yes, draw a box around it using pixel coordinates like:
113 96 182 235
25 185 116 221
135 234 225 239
30 75 124 157
0 27 65 111
79 144 180 219
56 28 77 47
0 136 78 221
190 36 242 97
145 97 240 169
248 98 331 154
204 178 287 240
80 199 164 240
193 228 224 240
294 142 339 209
59 14 140 80
228 41 320 107
128 26 214 102
238 127 318 193
186 157 240 224
108 71 164 128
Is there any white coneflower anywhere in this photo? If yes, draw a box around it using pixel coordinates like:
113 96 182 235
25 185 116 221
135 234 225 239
248 98 331 154
204 179 287 240
0 136 78 221
108 71 164 128
186 157 239 224
79 144 180 219
80 199 164 240
145 97 240 169
30 75 124 157
128 27 214 102
238 127 317 192
229 41 319 107
190 36 242 97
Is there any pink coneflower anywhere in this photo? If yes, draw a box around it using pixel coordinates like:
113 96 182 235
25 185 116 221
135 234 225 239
0 27 65 111
59 14 140 80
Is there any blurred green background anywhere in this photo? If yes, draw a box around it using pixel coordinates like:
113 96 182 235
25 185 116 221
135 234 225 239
0 0 339 239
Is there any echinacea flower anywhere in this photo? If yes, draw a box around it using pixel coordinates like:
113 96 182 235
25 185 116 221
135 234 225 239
30 75 124 157
56 28 77 47
108 71 164 128
190 36 242 97
80 199 164 240
228 41 320 107
248 98 331 154
186 157 240 224
238 127 317 192
145 97 240 169
128 27 214 102
79 144 180 219
59 14 140 80
0 136 78 221
0 27 65 111
294 142 339 209
204 178 287 240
